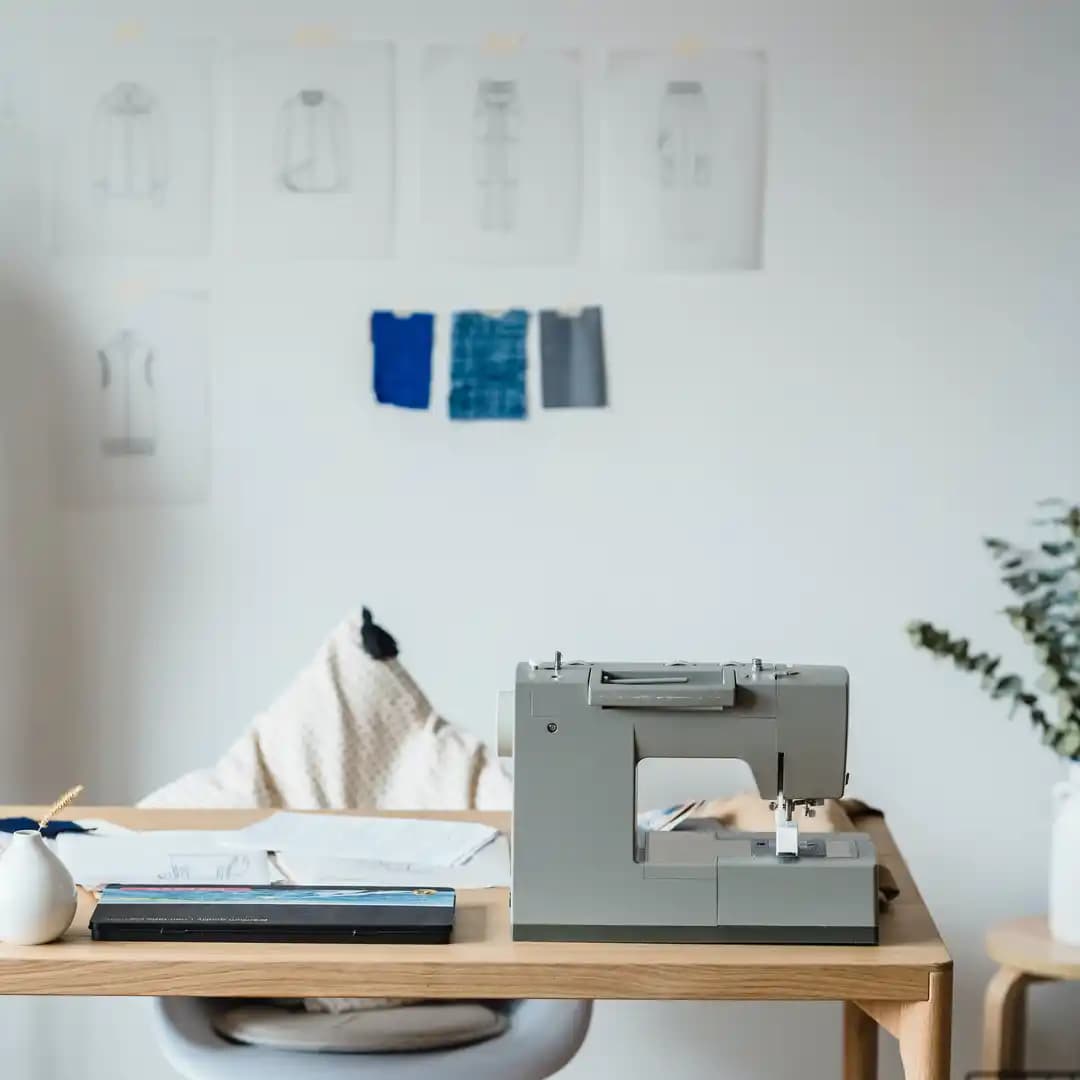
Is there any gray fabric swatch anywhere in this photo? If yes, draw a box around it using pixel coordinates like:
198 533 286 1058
539 306 607 409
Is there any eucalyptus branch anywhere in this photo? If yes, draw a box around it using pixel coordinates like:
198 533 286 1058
907 501 1080 762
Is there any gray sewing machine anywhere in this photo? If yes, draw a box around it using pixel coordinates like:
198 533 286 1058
503 656 878 945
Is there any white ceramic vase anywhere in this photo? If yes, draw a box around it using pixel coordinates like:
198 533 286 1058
0 830 77 944
1049 762 1080 945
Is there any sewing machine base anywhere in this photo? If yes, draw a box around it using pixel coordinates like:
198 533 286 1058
512 924 879 944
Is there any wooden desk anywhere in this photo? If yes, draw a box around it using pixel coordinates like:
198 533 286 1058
0 807 951 1079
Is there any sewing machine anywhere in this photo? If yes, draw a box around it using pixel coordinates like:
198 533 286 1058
503 656 878 945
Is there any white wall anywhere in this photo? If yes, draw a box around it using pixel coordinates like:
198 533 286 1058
2 0 1080 1076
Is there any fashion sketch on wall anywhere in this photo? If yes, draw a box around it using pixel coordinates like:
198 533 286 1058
54 290 211 507
420 47 581 264
604 50 767 271
276 88 350 194
97 327 157 456
473 78 520 232
91 81 168 206
49 41 212 255
232 43 394 257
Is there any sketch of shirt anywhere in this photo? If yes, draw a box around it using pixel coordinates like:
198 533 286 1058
473 79 520 232
98 329 156 457
91 82 168 205
276 89 350 194
657 80 712 239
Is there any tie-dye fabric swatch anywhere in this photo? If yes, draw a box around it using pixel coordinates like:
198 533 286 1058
448 309 528 420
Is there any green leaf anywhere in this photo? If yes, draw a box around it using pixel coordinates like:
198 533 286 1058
992 675 1023 699
1058 729 1080 757
1038 669 1062 692
1042 542 1074 557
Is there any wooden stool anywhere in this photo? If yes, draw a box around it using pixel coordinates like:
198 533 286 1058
983 916 1080 1073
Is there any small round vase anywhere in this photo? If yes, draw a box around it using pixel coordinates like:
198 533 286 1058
1050 762 1080 945
0 830 77 944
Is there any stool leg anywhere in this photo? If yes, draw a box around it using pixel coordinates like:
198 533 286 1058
982 966 1032 1073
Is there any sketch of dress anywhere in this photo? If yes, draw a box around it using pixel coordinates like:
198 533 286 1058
473 79 520 232
97 329 156 457
657 80 711 240
91 82 168 205
275 89 350 194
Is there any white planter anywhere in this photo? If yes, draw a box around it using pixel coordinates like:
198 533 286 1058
1050 762 1080 945
0 830 77 944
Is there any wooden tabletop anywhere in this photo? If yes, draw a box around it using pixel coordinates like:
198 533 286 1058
0 807 950 1002
986 916 1080 980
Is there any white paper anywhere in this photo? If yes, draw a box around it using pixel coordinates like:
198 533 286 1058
223 812 499 867
53 289 211 506
231 43 395 257
604 50 767 271
55 831 274 888
49 39 213 255
420 46 582 264
275 835 510 889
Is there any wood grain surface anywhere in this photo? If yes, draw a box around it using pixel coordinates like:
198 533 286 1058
0 807 950 1001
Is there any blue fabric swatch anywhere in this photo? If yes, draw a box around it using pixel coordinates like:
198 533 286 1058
0 817 92 840
371 311 434 410
448 310 528 420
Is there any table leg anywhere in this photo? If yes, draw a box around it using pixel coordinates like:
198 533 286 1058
897 968 952 1080
855 967 952 1080
981 966 1037 1073
844 1000 878 1080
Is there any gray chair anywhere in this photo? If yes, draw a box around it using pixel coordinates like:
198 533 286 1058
152 997 592 1079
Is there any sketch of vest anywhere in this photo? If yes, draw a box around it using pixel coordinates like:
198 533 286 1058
657 80 712 239
97 329 156 457
276 89 350 194
473 79 520 232
91 82 168 205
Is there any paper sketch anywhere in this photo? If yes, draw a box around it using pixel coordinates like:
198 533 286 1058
54 290 211 507
91 82 168 205
276 89 350 194
97 328 156 456
232 43 394 256
604 50 767 271
50 41 212 255
658 80 712 240
420 47 581 263
474 79 520 231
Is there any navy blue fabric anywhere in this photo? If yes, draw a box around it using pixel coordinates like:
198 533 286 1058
0 817 92 839
371 311 434 410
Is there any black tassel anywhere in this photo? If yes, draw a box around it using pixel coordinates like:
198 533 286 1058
360 607 398 661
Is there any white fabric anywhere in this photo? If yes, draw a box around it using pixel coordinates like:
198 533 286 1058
212 1002 508 1054
140 613 511 813
141 612 513 1045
